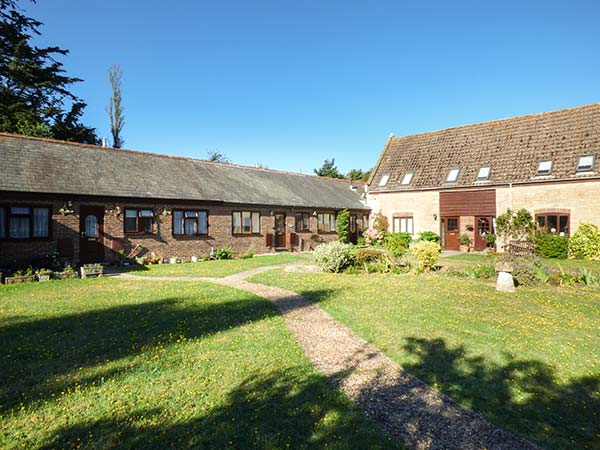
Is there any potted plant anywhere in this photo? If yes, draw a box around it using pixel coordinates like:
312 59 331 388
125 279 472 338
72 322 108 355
36 268 52 282
459 233 472 252
5 267 36 285
485 233 496 248
80 263 104 278
54 265 78 280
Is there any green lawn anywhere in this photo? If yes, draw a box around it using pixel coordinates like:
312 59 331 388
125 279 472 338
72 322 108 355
250 270 600 450
439 252 600 273
0 278 400 450
121 253 309 278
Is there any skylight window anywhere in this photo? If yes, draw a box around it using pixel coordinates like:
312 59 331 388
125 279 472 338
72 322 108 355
445 168 460 183
537 160 553 176
400 172 414 186
577 154 595 172
378 174 390 187
476 166 491 180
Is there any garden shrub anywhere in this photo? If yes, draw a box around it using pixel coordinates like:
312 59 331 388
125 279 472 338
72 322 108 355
240 247 254 259
354 248 390 273
534 232 568 259
215 247 234 260
336 209 350 244
384 233 409 258
460 264 495 279
372 211 389 234
569 222 600 260
496 208 535 241
417 231 440 243
364 228 384 246
580 268 600 286
412 240 441 270
458 233 472 246
314 241 353 273
356 235 367 246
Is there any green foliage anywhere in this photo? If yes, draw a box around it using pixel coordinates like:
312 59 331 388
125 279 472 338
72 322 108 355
336 209 350 244
314 158 344 179
107 63 125 148
383 233 409 258
534 232 569 259
417 231 440 243
313 241 353 273
495 208 535 241
372 211 389 234
534 265 550 283
460 264 496 279
215 247 234 260
412 241 441 270
346 168 372 181
568 222 600 260
580 268 600 286
0 1 98 143
458 233 472 246
207 150 231 164
485 234 496 244
240 247 255 259
356 235 366 246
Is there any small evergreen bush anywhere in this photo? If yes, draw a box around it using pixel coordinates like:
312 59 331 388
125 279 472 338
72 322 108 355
534 232 569 259
412 240 441 270
314 241 353 273
336 209 350 244
569 222 600 260
384 233 409 258
418 231 440 243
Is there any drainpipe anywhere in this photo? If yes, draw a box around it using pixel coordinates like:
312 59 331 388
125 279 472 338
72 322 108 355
509 183 513 210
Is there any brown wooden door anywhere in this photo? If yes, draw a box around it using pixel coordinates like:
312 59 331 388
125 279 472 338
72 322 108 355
80 206 105 263
443 216 460 250
274 213 286 248
474 216 492 251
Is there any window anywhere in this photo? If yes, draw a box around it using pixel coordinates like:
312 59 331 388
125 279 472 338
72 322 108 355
536 213 569 236
393 217 413 234
378 174 390 187
295 213 310 232
400 172 414 186
350 215 357 233
537 160 553 175
447 218 458 232
173 210 208 236
476 166 491 180
85 215 98 238
232 211 260 234
125 209 154 234
1 206 50 240
577 154 595 172
317 213 336 233
362 215 369 231
445 168 461 183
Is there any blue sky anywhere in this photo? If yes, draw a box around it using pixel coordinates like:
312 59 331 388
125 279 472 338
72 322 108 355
29 0 600 174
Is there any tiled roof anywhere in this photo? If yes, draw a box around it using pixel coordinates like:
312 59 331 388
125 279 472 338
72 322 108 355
0 134 368 210
370 103 600 191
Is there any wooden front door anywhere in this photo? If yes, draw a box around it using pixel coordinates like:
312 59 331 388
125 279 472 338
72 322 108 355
443 216 460 250
79 206 105 263
274 213 286 248
474 216 493 251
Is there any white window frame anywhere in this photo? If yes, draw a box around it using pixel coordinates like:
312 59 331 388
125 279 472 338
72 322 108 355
392 217 414 235
378 174 390 187
476 166 491 180
576 154 595 172
445 168 461 183
537 160 553 175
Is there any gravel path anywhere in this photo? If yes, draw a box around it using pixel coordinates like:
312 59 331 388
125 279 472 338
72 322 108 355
117 266 542 450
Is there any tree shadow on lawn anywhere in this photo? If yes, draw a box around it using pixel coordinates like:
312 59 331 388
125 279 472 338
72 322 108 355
37 367 400 450
0 294 278 415
400 337 600 450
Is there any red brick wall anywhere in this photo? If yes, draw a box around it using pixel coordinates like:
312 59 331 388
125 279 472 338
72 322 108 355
0 195 368 267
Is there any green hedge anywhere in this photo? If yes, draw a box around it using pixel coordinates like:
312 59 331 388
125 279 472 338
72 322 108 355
534 232 568 259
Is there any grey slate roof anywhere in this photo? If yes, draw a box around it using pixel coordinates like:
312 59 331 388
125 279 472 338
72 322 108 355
370 103 600 192
0 134 368 210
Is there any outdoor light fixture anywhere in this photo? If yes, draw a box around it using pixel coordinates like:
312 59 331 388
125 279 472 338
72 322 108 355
433 213 438 221
59 201 74 216
312 211 318 216
105 204 121 216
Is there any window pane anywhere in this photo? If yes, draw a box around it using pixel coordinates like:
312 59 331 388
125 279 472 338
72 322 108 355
330 214 336 232
536 215 546 229
303 214 310 231
125 217 137 232
401 172 414 185
447 218 458 231
139 217 153 233
0 207 5 238
173 211 183 235
295 214 302 232
232 212 241 234
84 215 98 238
33 208 49 238
252 212 260 233
408 218 414 234
446 168 460 182
185 211 198 218
378 174 390 187
198 211 208 234
477 166 491 179
10 216 29 238
125 209 137 218
242 212 251 233
10 207 30 215
139 209 154 217
547 215 558 232
537 160 553 174
184 218 198 235
559 216 568 234
577 155 594 170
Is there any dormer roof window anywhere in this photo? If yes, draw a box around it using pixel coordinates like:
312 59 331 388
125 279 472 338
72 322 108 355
537 160 553 176
378 174 390 187
445 168 460 183
400 171 414 186
476 166 491 181
577 154 595 172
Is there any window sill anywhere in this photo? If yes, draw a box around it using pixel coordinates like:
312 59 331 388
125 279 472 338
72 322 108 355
172 234 210 240
232 233 262 237
124 233 156 238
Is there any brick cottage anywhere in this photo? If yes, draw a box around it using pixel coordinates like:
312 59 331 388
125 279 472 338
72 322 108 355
0 134 369 267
